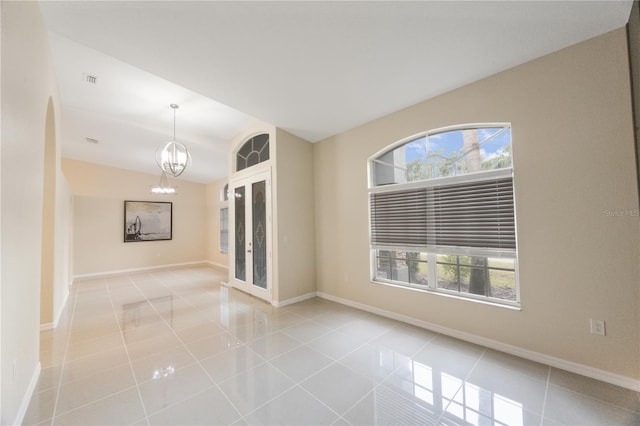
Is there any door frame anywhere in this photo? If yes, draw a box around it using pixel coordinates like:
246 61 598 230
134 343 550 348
228 168 273 302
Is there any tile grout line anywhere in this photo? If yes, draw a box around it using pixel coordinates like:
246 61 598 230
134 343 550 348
249 318 407 421
544 378 640 421
540 366 551 425
127 273 247 424
135 383 229 421
337 328 440 420
48 385 141 421
333 330 439 426
42 292 130 420
277 315 391 365
144 298 354 420
48 278 84 425
241 312 394 419
140 288 383 421
336 331 435 426
436 346 488 424
105 276 152 425
45 281 131 421
247 376 346 423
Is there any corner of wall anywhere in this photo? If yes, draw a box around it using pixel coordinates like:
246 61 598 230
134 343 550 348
273 129 317 302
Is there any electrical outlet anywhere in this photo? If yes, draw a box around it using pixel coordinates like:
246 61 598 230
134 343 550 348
590 319 606 336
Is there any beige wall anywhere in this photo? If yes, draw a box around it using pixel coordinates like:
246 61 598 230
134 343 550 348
62 159 208 276
273 129 316 302
314 28 640 380
40 99 57 326
1 2 66 423
205 178 229 270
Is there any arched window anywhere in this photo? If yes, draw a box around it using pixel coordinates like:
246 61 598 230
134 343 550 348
371 125 512 186
236 133 270 172
368 124 519 307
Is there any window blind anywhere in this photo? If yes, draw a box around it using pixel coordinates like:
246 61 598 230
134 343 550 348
370 176 515 250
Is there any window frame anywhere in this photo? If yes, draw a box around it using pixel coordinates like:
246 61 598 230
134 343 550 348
367 123 519 308
370 250 520 308
235 133 270 172
368 122 512 187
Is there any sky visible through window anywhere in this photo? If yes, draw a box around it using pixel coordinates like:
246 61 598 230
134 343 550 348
401 126 511 181
406 127 510 162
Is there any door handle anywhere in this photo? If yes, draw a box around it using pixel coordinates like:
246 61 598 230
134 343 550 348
247 249 252 253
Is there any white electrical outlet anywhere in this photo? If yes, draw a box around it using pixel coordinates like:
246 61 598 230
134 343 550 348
590 319 606 336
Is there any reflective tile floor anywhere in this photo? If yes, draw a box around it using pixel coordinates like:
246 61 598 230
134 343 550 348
25 267 640 425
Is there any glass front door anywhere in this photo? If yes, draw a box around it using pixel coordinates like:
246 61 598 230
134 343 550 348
231 171 271 300
251 180 267 289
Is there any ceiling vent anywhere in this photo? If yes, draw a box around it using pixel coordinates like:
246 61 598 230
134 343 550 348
83 73 97 84
85 137 99 144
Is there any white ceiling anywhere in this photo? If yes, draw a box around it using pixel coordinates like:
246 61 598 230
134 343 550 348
40 1 633 183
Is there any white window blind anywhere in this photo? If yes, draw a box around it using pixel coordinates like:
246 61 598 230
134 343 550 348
370 175 515 250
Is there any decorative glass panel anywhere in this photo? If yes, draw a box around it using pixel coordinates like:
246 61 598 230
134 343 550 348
236 133 270 172
234 186 246 281
220 207 228 254
222 183 229 201
252 180 267 289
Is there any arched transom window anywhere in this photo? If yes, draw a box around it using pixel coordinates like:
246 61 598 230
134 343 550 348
371 125 512 186
236 133 270 172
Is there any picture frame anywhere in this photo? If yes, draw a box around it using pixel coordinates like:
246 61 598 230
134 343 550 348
124 200 172 242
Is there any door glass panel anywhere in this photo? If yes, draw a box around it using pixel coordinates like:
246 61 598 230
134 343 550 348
252 180 267 289
234 186 246 281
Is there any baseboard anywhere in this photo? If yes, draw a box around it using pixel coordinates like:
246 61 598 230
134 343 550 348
317 292 640 392
39 322 53 331
52 287 70 328
204 260 229 271
72 261 211 282
39 282 70 331
14 362 41 426
272 291 318 307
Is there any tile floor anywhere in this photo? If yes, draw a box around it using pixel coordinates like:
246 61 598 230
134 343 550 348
24 266 640 425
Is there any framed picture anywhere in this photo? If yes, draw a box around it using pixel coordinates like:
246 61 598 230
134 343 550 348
124 201 172 242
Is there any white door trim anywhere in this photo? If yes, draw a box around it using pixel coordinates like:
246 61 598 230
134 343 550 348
229 168 272 302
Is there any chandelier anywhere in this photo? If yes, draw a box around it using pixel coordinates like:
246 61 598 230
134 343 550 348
150 171 176 195
156 104 191 178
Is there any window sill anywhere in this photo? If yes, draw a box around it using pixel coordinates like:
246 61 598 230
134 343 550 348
370 279 521 311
